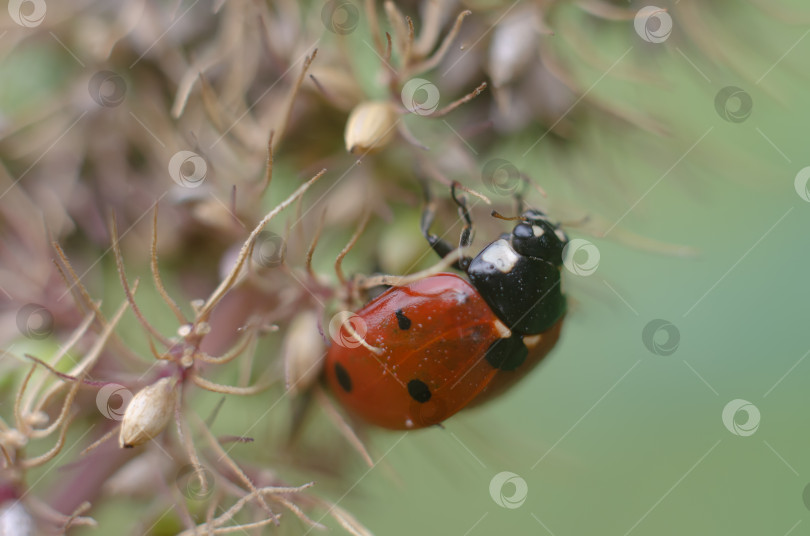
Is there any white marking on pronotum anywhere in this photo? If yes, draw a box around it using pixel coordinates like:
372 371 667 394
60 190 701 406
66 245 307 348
480 239 519 274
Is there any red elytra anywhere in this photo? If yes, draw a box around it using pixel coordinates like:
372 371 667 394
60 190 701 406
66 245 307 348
325 273 564 429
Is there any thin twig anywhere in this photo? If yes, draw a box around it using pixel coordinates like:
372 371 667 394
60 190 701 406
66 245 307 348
79 427 118 457
357 248 467 288
430 81 487 118
198 169 326 323
111 213 174 347
29 295 132 437
273 50 318 151
195 416 279 525
334 208 371 286
314 386 373 467
191 373 274 396
305 207 328 278
197 328 257 365
174 386 206 494
51 247 148 366
383 32 393 64
258 131 275 195
365 0 385 59
21 412 75 468
403 16 415 69
151 204 187 324
407 10 470 76
22 311 94 418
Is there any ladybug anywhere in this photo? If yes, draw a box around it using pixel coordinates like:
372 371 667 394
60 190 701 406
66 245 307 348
325 185 568 429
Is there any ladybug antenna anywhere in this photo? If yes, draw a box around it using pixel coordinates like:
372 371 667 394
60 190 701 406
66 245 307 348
490 210 527 222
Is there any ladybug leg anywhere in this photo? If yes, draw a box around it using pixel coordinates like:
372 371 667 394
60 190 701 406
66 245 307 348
420 181 473 270
420 199 455 259
420 180 457 260
450 181 473 249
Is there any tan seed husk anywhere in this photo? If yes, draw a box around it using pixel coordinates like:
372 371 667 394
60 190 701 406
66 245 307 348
344 101 398 154
119 377 177 448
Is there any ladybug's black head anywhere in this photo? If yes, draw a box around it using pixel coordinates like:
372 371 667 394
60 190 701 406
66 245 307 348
510 210 568 267
466 209 567 335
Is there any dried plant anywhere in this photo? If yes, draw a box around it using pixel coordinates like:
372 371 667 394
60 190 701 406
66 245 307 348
0 0 806 534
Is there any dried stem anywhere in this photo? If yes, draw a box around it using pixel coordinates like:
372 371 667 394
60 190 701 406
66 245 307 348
384 1 408 62
62 501 93 531
273 496 323 530
452 182 492 205
403 17 415 69
258 130 275 195
52 243 103 320
407 10 470 76
197 328 257 365
196 416 278 525
305 207 328 278
365 0 385 60
151 205 187 324
14 364 37 436
323 502 374 536
383 32 393 64
413 0 443 57
27 497 97 529
22 311 94 418
111 213 174 348
21 412 75 468
79 427 118 457
198 73 228 132
29 295 132 434
272 49 318 151
357 248 467 289
430 81 488 118
334 208 371 286
178 483 315 535
191 373 274 396
314 386 373 467
198 169 326 323
174 388 205 489
236 327 260 388
51 244 148 366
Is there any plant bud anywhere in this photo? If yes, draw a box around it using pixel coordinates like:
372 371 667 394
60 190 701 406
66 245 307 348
344 101 397 154
283 311 325 395
119 377 177 448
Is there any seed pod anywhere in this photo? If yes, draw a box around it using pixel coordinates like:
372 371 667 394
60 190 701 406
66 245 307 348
283 311 325 395
344 101 397 154
119 377 177 448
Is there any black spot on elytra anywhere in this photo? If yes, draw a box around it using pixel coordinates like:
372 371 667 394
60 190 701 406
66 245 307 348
407 379 431 403
395 309 411 330
485 334 528 371
334 362 352 392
